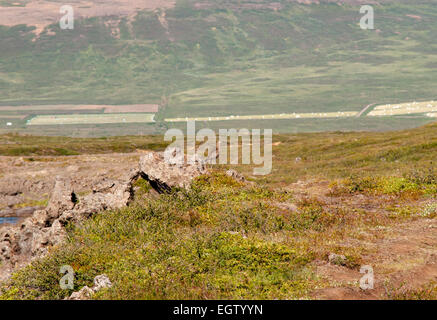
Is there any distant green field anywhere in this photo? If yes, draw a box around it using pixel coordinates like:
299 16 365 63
0 0 435 136
27 113 155 125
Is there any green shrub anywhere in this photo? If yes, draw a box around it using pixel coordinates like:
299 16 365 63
0 173 316 300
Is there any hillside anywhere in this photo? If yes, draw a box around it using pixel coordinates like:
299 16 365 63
0 0 436 135
0 0 436 302
1 120 437 182
0 123 436 299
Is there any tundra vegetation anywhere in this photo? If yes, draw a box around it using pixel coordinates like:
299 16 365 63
0 0 436 300
0 121 437 299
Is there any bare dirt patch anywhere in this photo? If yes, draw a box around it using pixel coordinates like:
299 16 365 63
0 0 175 34
0 152 142 210
0 104 158 113
406 14 422 20
103 104 159 113
285 179 437 299
313 218 437 299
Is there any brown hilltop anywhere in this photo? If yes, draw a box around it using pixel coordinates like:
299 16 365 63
0 0 404 35
0 0 175 34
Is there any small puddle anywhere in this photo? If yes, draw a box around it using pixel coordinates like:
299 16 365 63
0 217 19 225
0 206 42 226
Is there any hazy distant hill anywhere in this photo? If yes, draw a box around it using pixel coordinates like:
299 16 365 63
0 0 436 135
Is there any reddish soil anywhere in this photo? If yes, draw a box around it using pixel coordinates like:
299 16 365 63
0 153 142 210
314 218 437 299
288 180 437 300
0 0 175 34
0 104 158 113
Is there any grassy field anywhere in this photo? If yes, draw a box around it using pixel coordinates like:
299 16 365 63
1 121 437 299
27 113 155 125
0 0 436 135
0 133 167 155
0 104 158 134
1 120 436 183
0 104 157 112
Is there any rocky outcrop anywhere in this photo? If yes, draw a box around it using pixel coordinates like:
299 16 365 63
58 169 140 224
67 274 112 300
226 169 246 182
45 178 76 224
0 206 42 218
0 178 77 265
139 150 206 193
0 171 140 276
0 151 206 281
0 177 48 208
68 285 94 300
328 253 347 266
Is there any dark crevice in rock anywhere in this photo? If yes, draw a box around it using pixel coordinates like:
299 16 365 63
71 192 78 205
139 172 172 194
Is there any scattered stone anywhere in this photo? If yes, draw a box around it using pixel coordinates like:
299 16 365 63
14 206 42 217
68 286 94 300
67 274 112 300
328 253 347 266
226 169 245 182
3 195 23 208
93 274 113 291
0 208 14 217
66 165 79 173
139 151 206 193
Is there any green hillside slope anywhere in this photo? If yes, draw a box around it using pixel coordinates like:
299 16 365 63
0 0 436 134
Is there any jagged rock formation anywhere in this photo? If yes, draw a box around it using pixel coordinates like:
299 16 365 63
226 169 246 182
0 151 206 281
328 253 347 266
139 150 207 193
0 177 48 208
0 172 139 276
0 206 41 218
67 274 113 300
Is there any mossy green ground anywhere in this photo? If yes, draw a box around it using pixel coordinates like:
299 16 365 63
0 119 436 300
2 169 435 299
1 174 317 299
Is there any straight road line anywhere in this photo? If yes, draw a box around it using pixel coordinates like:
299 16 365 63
357 103 376 117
